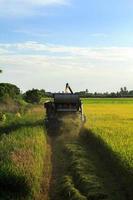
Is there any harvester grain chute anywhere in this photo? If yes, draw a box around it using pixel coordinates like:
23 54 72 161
44 83 85 123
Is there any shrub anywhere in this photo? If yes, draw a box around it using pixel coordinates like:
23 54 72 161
0 83 20 100
24 89 42 104
0 126 46 199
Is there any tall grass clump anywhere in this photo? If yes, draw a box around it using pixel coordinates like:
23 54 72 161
0 126 46 199
60 176 87 200
62 142 109 200
0 106 46 199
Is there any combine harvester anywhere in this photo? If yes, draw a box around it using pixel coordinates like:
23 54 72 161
44 83 85 129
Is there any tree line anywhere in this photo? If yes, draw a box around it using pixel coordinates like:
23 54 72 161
0 83 133 105
0 83 51 104
75 87 133 98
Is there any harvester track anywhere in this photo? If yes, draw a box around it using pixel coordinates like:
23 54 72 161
40 117 132 200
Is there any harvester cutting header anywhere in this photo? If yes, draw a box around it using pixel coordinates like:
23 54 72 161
44 83 84 121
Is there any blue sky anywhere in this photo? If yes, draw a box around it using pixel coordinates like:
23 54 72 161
0 0 133 92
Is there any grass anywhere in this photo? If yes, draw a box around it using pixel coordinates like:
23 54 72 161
82 98 133 104
63 142 110 200
0 106 47 200
60 176 87 200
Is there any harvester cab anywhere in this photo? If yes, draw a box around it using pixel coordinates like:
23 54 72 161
44 83 85 122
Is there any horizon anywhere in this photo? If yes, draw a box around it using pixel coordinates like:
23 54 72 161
0 0 133 92
0 81 131 94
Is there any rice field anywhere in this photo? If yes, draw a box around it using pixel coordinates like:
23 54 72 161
0 99 133 200
52 99 133 200
84 102 133 169
82 97 133 104
83 100 133 199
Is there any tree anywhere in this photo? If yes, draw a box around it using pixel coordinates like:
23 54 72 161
128 90 133 96
85 89 89 93
124 87 127 92
40 89 46 96
120 87 128 96
0 69 2 73
24 89 42 104
0 83 20 100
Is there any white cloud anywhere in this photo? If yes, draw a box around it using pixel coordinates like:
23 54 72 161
0 41 133 92
0 0 70 17
1 41 133 61
0 48 10 54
